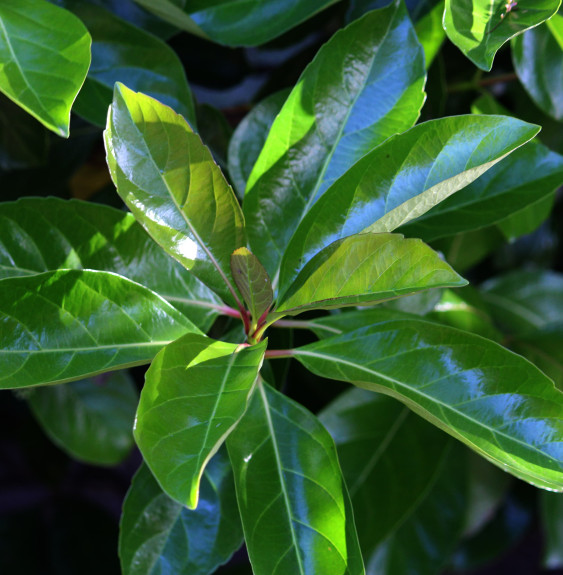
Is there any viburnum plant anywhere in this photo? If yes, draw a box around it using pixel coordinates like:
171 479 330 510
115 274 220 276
1 0 563 573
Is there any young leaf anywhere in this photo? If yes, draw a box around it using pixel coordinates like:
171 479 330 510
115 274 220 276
294 319 563 491
104 83 245 308
0 197 223 331
227 380 365 575
230 247 273 324
512 16 563 121
280 115 539 294
0 270 198 389
27 371 137 466
0 0 91 137
244 1 426 279
120 452 243 575
444 0 560 71
134 333 266 509
274 233 466 317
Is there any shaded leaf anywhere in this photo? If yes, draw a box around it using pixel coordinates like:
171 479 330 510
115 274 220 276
244 2 426 279
135 333 266 508
0 270 198 389
227 380 365 575
541 490 563 568
0 0 91 136
415 0 446 68
294 319 563 491
105 83 246 307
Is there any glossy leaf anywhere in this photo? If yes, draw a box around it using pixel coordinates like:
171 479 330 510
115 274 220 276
280 116 539 294
0 0 91 137
274 233 466 317
227 89 289 198
0 197 222 331
541 490 563 568
0 270 198 389
104 83 245 307
294 319 563 491
230 248 273 324
227 380 365 575
27 370 137 466
399 141 563 242
120 452 243 575
496 192 556 241
65 1 196 127
320 388 467 575
512 16 563 121
244 2 426 279
133 0 340 46
444 0 560 71
135 333 266 508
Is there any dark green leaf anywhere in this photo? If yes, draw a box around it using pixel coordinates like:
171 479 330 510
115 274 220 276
320 388 467 575
0 197 222 331
444 0 560 71
274 233 466 317
135 333 266 508
294 319 563 491
0 0 91 136
227 380 365 575
196 103 232 170
513 16 563 121
0 270 198 389
230 247 273 325
244 2 426 279
540 490 563 568
27 370 137 465
119 452 243 575
496 192 556 241
105 83 246 307
280 116 539 294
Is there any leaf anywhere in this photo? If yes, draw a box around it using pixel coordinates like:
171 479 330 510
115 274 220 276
0 197 222 331
540 490 563 568
279 115 539 295
244 2 426 280
414 0 446 68
320 388 467 575
443 0 560 71
293 319 563 491
230 247 273 325
227 89 290 199
0 0 91 137
496 192 556 241
512 16 563 121
64 1 196 128
133 0 341 46
134 333 266 508
399 141 563 242
0 269 198 389
226 380 365 575
104 83 246 307
27 370 137 466
119 452 243 575
273 233 466 317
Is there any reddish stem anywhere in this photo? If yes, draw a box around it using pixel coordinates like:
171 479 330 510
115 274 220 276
264 349 295 359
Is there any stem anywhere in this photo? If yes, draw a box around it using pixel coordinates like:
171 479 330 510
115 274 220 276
448 72 517 93
265 349 295 359
217 305 242 318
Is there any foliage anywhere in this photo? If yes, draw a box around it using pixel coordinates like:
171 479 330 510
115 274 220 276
1 0 563 574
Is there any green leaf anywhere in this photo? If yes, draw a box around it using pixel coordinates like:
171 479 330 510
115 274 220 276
120 452 243 575
104 83 246 307
541 490 563 568
244 2 426 280
0 0 91 137
444 0 561 71
320 388 467 575
274 233 466 317
415 0 446 68
64 1 196 128
0 197 222 331
399 141 563 242
27 370 137 466
134 333 266 508
0 269 198 389
512 16 563 121
230 247 273 324
133 0 340 46
227 89 289 199
496 192 556 241
280 115 539 294
294 319 563 491
227 380 365 575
